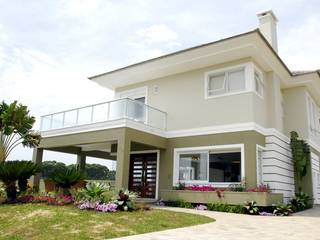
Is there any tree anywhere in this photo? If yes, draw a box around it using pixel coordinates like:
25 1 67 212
68 163 112 180
0 101 41 162
42 161 67 179
49 167 85 195
106 170 116 180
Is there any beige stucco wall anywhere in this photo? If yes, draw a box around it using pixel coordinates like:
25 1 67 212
282 86 309 139
116 58 276 131
116 58 286 136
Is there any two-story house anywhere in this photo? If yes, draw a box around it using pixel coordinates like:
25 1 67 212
34 10 320 204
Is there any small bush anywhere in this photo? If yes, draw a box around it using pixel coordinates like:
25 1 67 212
243 201 259 215
290 192 311 212
175 199 193 209
228 204 245 214
50 167 85 195
228 183 246 192
273 203 293 216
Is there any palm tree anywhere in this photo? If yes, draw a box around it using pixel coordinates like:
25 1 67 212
0 162 20 202
0 101 41 162
50 167 85 195
16 161 41 192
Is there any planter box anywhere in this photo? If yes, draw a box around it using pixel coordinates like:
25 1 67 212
160 190 283 206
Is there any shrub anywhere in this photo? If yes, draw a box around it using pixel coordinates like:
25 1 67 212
243 201 259 215
50 167 85 195
75 189 138 213
228 183 246 192
207 202 229 212
0 162 20 202
290 192 311 212
72 182 116 207
83 182 110 200
17 193 73 205
228 204 245 214
273 203 293 216
116 189 138 211
175 199 193 209
16 161 41 192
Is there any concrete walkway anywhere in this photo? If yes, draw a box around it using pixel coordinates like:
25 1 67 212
114 206 320 240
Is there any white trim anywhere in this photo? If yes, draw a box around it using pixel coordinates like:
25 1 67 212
42 119 292 145
173 144 245 187
166 122 267 138
308 139 320 153
130 150 160 200
256 144 266 186
253 65 265 99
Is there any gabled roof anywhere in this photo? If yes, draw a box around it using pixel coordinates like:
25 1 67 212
89 28 319 90
292 70 320 77
89 29 260 79
89 29 294 80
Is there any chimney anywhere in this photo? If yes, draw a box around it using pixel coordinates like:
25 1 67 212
256 10 278 52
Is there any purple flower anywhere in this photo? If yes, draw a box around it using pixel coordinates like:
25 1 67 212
96 202 118 212
77 201 98 210
157 199 165 206
259 211 276 216
195 204 207 211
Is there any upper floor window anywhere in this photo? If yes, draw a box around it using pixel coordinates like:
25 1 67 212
254 70 264 97
307 95 320 135
206 67 246 97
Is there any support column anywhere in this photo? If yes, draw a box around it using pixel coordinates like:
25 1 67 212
32 148 43 189
115 133 131 190
77 153 86 173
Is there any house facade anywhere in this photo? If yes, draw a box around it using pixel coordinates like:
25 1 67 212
34 10 320 204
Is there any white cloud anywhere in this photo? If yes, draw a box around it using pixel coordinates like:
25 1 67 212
1 0 320 164
279 16 320 70
137 24 179 45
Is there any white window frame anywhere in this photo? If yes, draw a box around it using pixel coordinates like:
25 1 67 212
306 93 320 136
254 67 264 98
256 145 266 186
204 63 252 99
173 144 245 188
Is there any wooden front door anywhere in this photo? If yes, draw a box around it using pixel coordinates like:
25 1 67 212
129 153 157 198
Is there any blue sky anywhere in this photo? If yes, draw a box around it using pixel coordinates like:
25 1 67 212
0 0 319 168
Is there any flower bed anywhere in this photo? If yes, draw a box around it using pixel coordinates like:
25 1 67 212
17 194 73 205
160 189 283 206
1 182 141 214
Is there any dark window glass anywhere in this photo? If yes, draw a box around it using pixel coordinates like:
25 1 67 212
209 152 241 182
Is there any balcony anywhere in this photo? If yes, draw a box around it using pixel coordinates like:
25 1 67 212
40 98 167 132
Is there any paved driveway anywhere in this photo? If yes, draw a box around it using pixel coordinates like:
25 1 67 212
114 206 320 240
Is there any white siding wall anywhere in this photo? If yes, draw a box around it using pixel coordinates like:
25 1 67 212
311 152 320 204
262 134 295 202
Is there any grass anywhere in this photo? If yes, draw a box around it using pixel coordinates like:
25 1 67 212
0 204 213 240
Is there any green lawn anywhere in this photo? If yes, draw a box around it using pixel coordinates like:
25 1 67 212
0 204 213 240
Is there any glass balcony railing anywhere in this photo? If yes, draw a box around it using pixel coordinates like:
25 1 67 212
40 98 167 131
